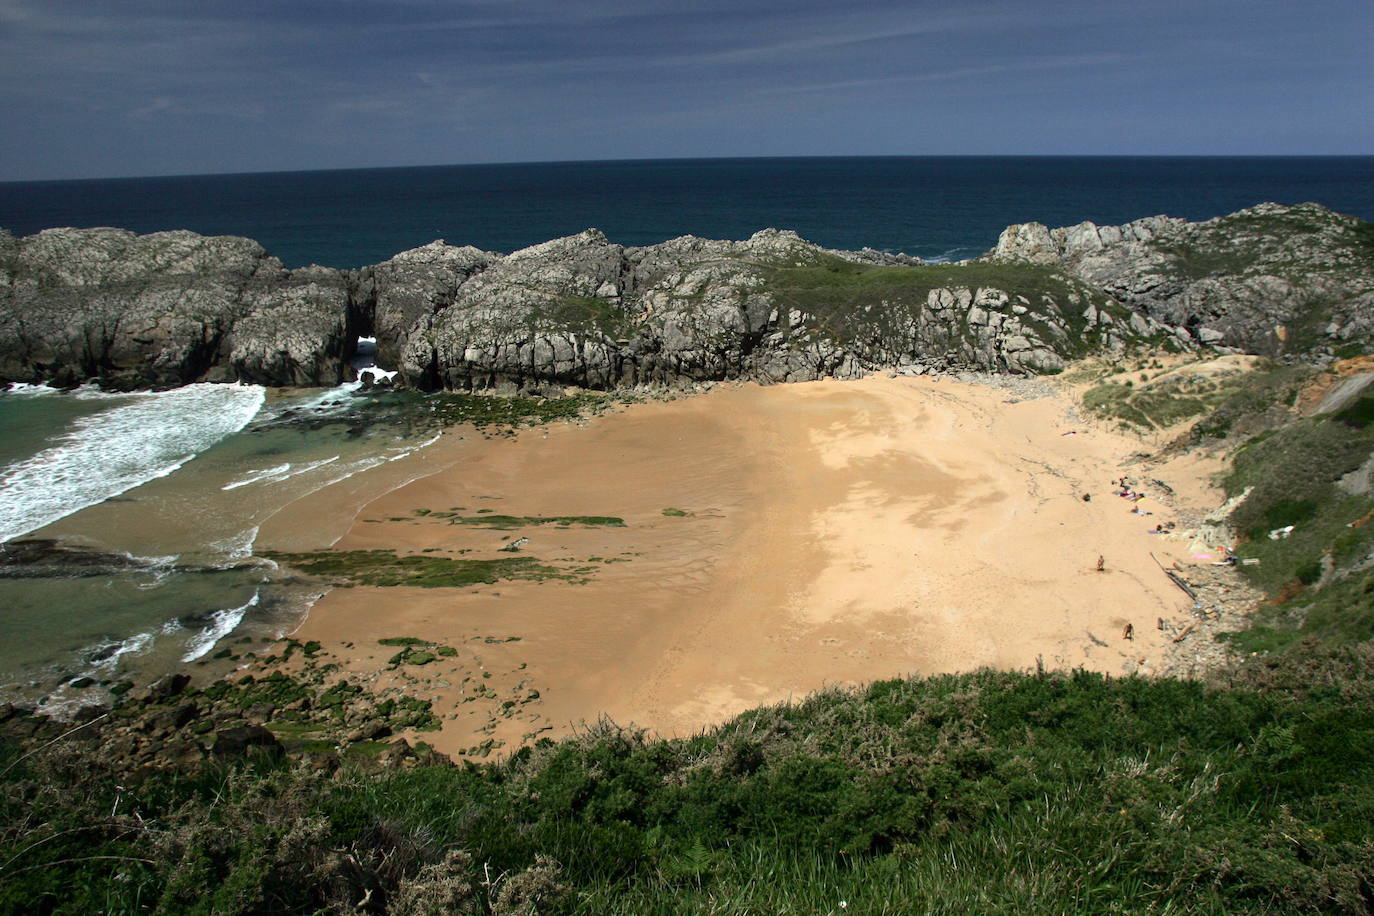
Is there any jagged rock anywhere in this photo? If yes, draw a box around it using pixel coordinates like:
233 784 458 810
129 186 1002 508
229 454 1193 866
0 228 352 387
3 204 1368 393
147 702 200 733
989 202 1374 355
345 720 393 743
355 240 499 376
134 673 191 704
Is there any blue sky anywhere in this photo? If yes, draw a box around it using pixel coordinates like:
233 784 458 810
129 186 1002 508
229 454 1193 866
1 0 1370 180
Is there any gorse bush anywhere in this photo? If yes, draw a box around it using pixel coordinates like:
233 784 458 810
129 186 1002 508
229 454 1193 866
4 664 1373 914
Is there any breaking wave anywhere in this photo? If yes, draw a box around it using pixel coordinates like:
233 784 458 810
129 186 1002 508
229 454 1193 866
0 383 266 543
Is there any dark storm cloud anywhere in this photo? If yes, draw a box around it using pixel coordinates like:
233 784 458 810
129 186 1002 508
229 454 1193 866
1 0 1370 179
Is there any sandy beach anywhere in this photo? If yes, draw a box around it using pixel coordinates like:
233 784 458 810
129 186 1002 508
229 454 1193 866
262 373 1223 757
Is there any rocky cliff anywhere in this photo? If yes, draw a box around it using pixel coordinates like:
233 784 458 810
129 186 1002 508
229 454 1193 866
1 203 1369 392
0 227 352 389
989 202 1374 357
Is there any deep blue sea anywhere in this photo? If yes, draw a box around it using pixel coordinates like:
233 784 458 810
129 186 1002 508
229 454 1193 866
2 156 1373 269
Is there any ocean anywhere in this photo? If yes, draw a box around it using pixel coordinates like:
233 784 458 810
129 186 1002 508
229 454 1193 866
3 156 1373 268
0 379 447 713
2 155 1373 708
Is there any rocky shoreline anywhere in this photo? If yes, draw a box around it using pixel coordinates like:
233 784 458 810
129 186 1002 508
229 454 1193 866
3 202 1370 394
0 641 459 778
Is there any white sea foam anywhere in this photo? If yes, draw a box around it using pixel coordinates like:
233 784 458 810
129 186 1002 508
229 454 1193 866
924 247 981 264
34 628 160 719
0 383 266 543
207 526 261 562
351 335 399 385
181 591 261 662
220 455 341 491
91 629 157 672
1 382 61 397
271 380 365 417
221 462 293 490
359 366 398 384
134 553 181 589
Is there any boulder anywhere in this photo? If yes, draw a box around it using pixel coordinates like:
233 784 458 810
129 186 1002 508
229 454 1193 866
211 723 285 759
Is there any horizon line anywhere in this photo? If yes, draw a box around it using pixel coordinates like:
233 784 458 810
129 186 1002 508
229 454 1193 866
4 152 1373 187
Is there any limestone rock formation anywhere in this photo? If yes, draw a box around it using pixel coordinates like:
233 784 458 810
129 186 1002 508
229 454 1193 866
0 227 349 388
1 203 1368 392
377 226 1180 392
988 202 1374 357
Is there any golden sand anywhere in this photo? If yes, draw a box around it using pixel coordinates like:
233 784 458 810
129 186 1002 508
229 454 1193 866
262 374 1224 757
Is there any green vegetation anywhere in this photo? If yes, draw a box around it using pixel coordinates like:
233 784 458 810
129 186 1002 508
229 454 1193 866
1149 205 1374 283
4 661 1374 914
261 549 576 588
1188 364 1313 442
542 295 634 338
1082 360 1287 432
660 507 690 517
757 254 1124 363
352 390 618 433
756 254 1137 367
389 647 436 666
1083 380 1213 430
1214 387 1374 654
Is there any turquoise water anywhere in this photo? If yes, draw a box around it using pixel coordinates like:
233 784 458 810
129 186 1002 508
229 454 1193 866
0 381 443 711
3 156 1372 269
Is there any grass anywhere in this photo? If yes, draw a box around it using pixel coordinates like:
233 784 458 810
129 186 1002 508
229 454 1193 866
756 254 1126 363
541 296 633 338
1199 383 1374 654
4 664 1374 914
1082 360 1281 432
1149 205 1374 283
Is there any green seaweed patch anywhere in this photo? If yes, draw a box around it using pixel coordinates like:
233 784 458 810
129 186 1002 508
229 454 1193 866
261 549 578 588
389 648 435 666
378 637 433 647
445 514 626 530
350 389 617 433
661 507 691 517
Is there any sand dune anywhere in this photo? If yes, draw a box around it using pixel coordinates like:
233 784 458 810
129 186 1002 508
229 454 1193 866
275 374 1220 756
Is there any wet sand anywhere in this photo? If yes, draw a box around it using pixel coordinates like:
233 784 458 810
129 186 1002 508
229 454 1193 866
276 375 1221 757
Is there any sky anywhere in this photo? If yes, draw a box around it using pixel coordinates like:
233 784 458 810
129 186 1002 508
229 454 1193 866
1 0 1371 181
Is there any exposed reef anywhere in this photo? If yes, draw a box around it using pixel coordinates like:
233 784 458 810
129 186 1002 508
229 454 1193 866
2 203 1370 392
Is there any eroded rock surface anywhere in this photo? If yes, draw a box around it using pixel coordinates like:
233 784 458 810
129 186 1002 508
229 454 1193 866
989 202 1374 356
0 228 349 388
2 203 1369 391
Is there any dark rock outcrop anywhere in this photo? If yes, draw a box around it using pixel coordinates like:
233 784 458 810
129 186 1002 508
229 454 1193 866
211 723 284 759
